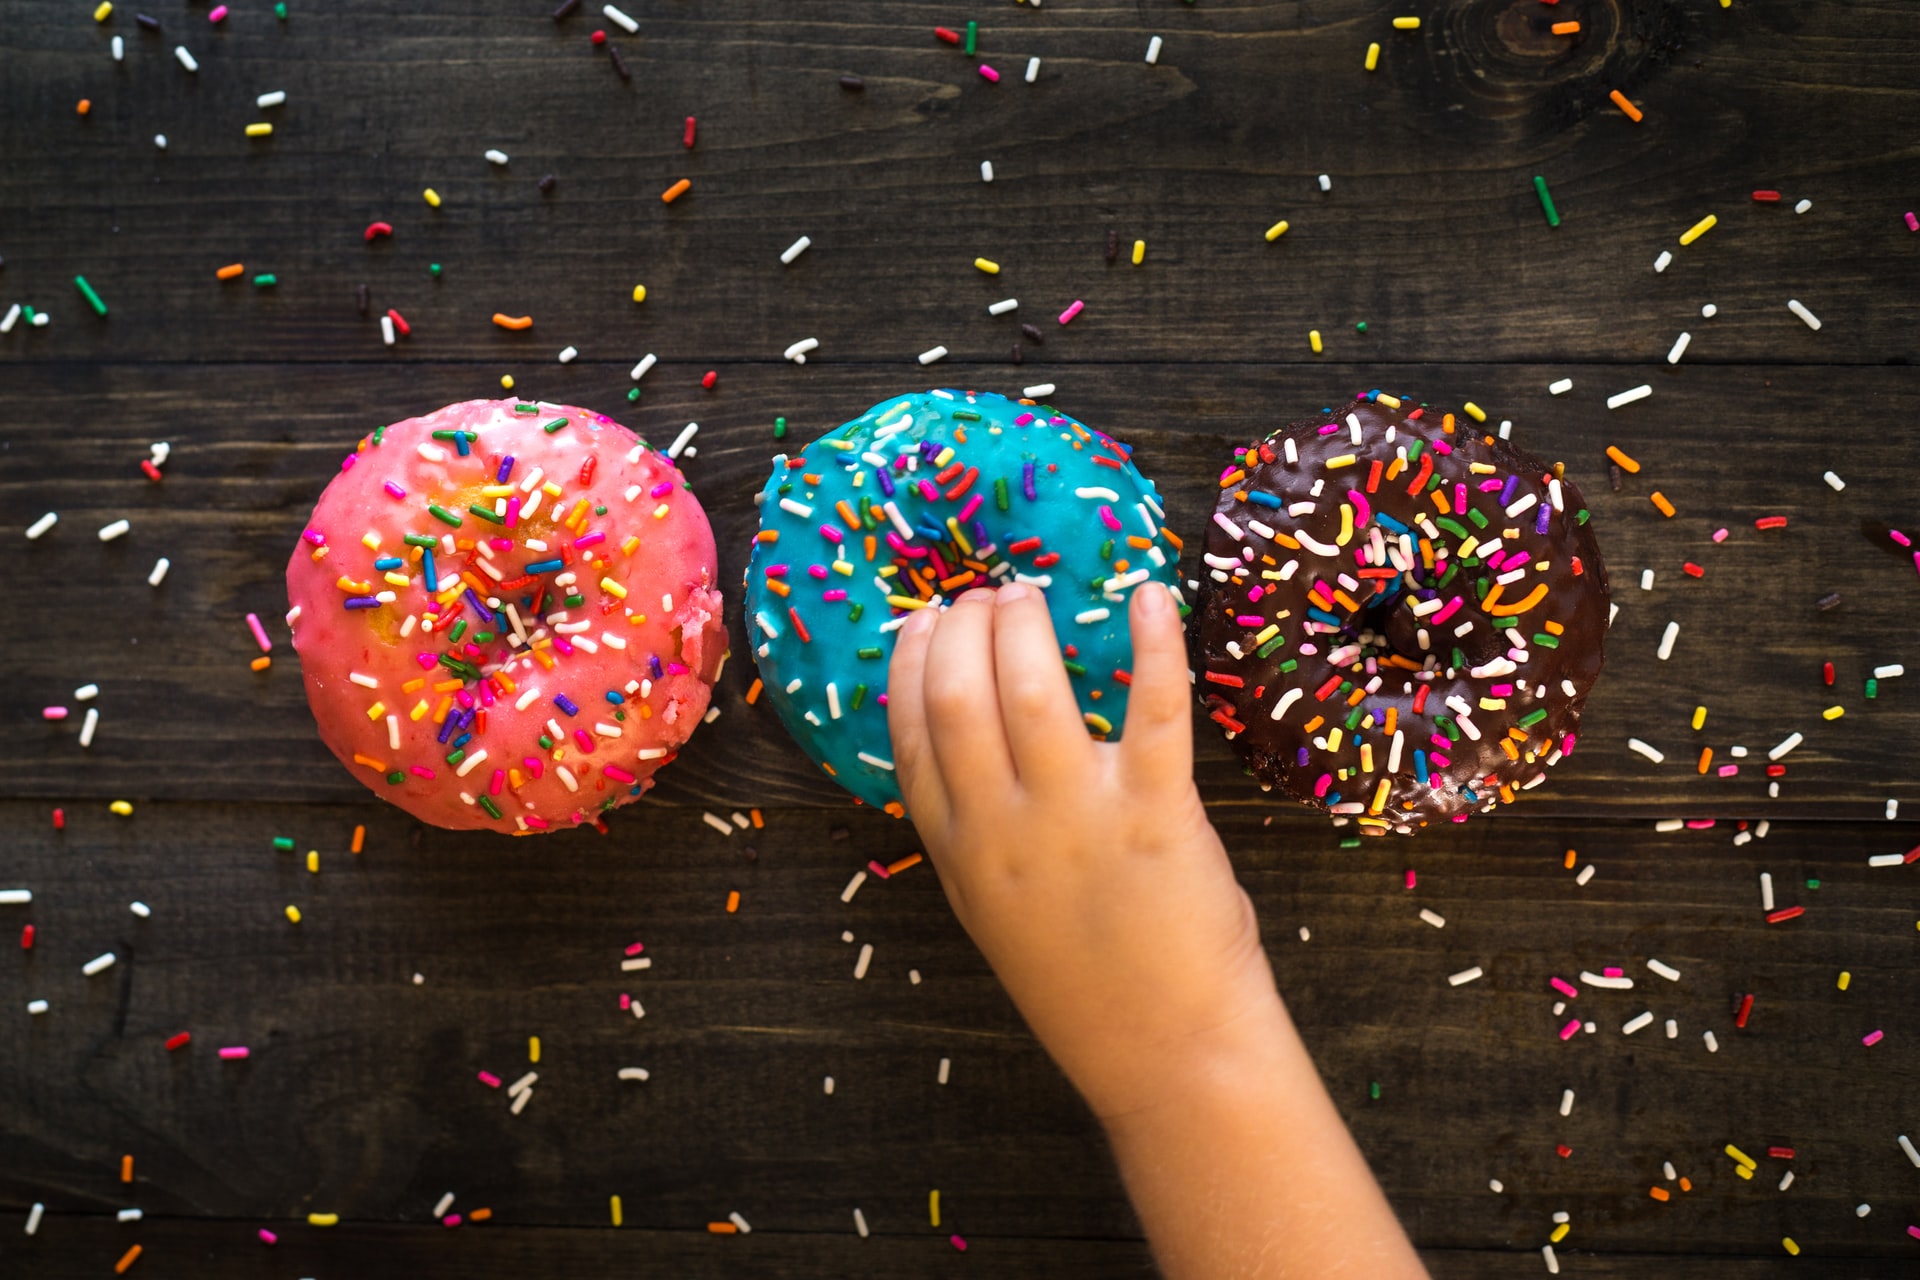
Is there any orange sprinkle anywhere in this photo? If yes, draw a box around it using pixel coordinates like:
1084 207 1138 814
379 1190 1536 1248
707 1221 738 1234
756 529 779 543
725 890 740 914
1650 491 1676 518
216 262 245 280
1604 445 1641 473
662 178 692 203
250 656 272 671
1679 1176 1693 1192
1609 89 1643 122
1551 20 1580 34
469 1207 492 1222
351 824 366 854
1563 849 1577 869
1488 582 1550 616
883 801 906 818
1649 1186 1670 1202
749 808 764 829
121 1154 134 1183
763 577 790 598
114 1244 143 1274
491 313 533 330
1159 527 1183 552
886 852 924 875
351 753 387 770
1697 747 1713 774
745 678 763 705
77 98 92 115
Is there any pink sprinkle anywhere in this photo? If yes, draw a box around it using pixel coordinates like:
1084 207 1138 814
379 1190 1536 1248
1058 299 1085 325
819 525 844 544
1096 504 1123 531
977 64 999 82
650 480 674 498
341 453 358 470
384 481 407 499
489 769 506 796
1404 869 1416 890
218 1046 250 1060
604 765 637 784
1893 528 1913 547
1864 1029 1884 1046
1907 212 1919 232
1550 976 1579 998
1685 819 1718 829
1559 1019 1581 1041
950 1235 968 1252
575 531 605 549
823 589 848 602
505 496 521 527
1234 614 1264 626
625 941 645 956
478 1070 502 1088
303 529 327 546
443 1214 462 1227
1603 966 1624 978
1908 1224 1920 1240
411 765 437 779
258 1229 277 1245
1711 527 1729 543
868 859 892 879
209 3 228 20
1717 764 1740 777
957 493 983 522
42 707 68 720
245 612 273 653
807 564 829 580
619 992 630 1009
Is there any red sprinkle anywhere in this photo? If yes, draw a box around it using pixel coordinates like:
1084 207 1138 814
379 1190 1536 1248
934 25 961 43
1752 190 1782 202
787 606 812 643
1902 844 1920 865
363 220 393 242
1766 905 1805 924
20 924 34 950
1754 515 1789 530
1556 1144 1573 1159
1823 662 1835 686
1682 562 1703 578
1735 993 1755 1028
579 456 597 485
701 370 718 390
1768 1146 1796 1159
386 308 411 336
591 28 606 44
164 1031 191 1051
140 459 163 482
683 116 696 149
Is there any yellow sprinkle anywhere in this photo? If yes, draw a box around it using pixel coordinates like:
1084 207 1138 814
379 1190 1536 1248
366 701 386 721
245 122 273 138
1365 41 1380 71
1549 1223 1569 1243
306 850 319 873
1376 393 1402 409
1084 711 1113 734
1822 704 1845 720
973 257 1000 274
1837 970 1851 990
383 572 410 587
1734 1163 1753 1180
1782 1238 1799 1257
886 595 928 610
1679 214 1717 245
1392 16 1420 29
1691 705 1707 730
286 905 302 924
1264 219 1289 241
423 187 442 208
599 576 627 599
631 284 647 303
307 1213 337 1227
410 700 429 721
109 800 134 816
1463 401 1487 422
1324 453 1358 468
621 535 640 556
1369 777 1389 814
500 375 515 389
529 1036 541 1063
1309 329 1323 353
94 1 113 20
1724 1143 1757 1170
929 1190 941 1227
1131 239 1145 265
610 1195 623 1227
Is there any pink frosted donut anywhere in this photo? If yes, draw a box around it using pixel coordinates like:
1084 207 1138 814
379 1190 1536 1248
285 399 726 832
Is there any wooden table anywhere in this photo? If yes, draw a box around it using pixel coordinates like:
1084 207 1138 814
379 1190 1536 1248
5 2 1918 1275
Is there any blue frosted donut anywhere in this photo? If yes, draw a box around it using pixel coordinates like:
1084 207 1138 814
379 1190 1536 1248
743 390 1185 813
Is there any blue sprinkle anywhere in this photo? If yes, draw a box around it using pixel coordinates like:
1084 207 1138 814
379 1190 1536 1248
1375 512 1410 534
454 431 471 457
524 558 564 575
450 732 472 750
373 556 403 570
605 691 625 704
1414 750 1429 785
1245 490 1283 509
555 694 579 716
1308 606 1343 627
421 549 437 590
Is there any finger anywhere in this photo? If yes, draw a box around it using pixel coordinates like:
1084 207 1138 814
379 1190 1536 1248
885 604 951 832
920 588 1017 801
1117 582 1195 785
991 582 1093 787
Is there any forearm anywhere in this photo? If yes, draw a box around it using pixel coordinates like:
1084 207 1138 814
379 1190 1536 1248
1101 999 1427 1280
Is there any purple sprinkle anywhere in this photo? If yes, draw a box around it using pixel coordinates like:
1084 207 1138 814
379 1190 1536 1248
463 588 495 623
1296 746 1311 767
554 694 579 716
344 595 380 609
875 467 896 497
1534 503 1553 535
1022 461 1037 501
1499 474 1519 506
437 715 459 744
648 655 664 679
497 455 516 483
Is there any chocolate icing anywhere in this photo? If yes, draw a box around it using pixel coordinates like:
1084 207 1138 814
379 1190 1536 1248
1194 395 1609 833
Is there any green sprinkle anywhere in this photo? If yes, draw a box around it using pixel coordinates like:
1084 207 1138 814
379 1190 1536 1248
1436 714 1460 742
473 631 494 644
430 262 442 277
594 504 607 516
1435 517 1469 539
445 749 466 767
774 416 787 439
252 273 277 287
404 533 438 548
1344 707 1364 730
1339 836 1362 848
1533 174 1561 228
537 734 554 749
386 770 405 785
613 709 626 721
372 427 385 445
514 403 537 413
1865 678 1878 699
1368 1081 1381 1101
627 387 641 402
467 503 504 524
1405 439 1425 462
952 409 981 421
850 683 867 711
564 593 584 608
275 1 287 16
1355 321 1367 333
479 795 502 819
1466 506 1489 529
73 276 107 316
1806 878 1821 889
857 646 884 659
847 602 864 623
1277 659 1299 674
449 620 468 643
1436 564 1460 588
1063 660 1088 677
428 504 462 527
542 417 568 434
1099 538 1114 559
1518 708 1548 728
1532 632 1560 649
994 476 1009 511
272 837 295 852
1576 509 1591 524
1255 635 1287 658
1491 616 1518 630
965 19 977 53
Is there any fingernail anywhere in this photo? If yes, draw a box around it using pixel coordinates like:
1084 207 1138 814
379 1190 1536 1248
957 587 995 605
1136 582 1171 615
901 606 938 635
995 582 1033 606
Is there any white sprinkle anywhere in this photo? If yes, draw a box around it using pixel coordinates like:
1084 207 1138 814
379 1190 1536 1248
255 90 288 109
1543 1243 1559 1275
1768 731 1803 761
1778 1170 1794 1191
1655 818 1684 832
380 314 396 346
1447 965 1483 987
1418 909 1446 929
26 999 48 1016
433 1193 456 1219
840 871 868 903
1702 303 1718 317
666 421 699 459
908 970 922 985
937 1057 951 1084
1074 607 1111 625
1868 852 1907 868
1704 1030 1719 1053
1666 331 1691 364
1559 1089 1575 1117
980 160 994 183
1875 664 1904 679
174 44 198 71
1900 1134 1920 1168
917 345 948 365
617 1067 649 1082
1646 958 1682 982
782 337 819 361
602 3 639 33
509 1087 532 1114
1318 174 1332 191
729 1212 752 1235
1575 864 1595 887
1581 971 1634 990
629 999 644 1019
80 707 100 748
1622 1011 1655 1036
1666 1019 1678 1038
854 943 873 980
620 956 651 972
987 298 1019 316
1654 250 1672 273
779 497 813 519
629 353 657 381
25 511 57 539
1627 738 1665 763
702 811 732 836
1548 378 1573 395
1640 569 1654 591
557 345 578 364
1887 799 1900 821
154 134 167 149
0 890 29 905
82 951 116 977
855 751 894 771
1795 198 1812 214
507 1071 537 1096
1822 470 1845 491
1787 298 1821 330
1760 871 1775 911
25 1203 43 1234
1858 1203 1872 1217
1145 35 1163 63
75 683 99 701
780 235 812 264
112 33 123 59
1607 384 1652 410
98 519 130 542
31 311 49 327
118 1209 142 1223
485 148 510 165
1022 383 1056 398
1657 620 1679 661
130 901 151 918
1298 926 1311 942
1024 56 1040 83
854 1208 870 1237
1488 1179 1503 1194
823 1075 834 1094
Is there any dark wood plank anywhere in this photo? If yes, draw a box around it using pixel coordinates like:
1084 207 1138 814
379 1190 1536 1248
3 360 1914 817
2 1 1916 365
4 800 1918 1262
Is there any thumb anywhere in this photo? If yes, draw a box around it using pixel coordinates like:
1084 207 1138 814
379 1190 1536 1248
1117 582 1194 786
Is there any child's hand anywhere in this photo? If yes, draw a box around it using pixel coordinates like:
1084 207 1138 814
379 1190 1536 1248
886 582 1281 1119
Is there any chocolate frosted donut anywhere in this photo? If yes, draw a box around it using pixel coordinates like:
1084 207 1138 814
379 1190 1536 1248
1194 393 1609 833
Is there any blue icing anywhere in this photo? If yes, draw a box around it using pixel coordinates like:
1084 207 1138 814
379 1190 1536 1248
744 390 1184 812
